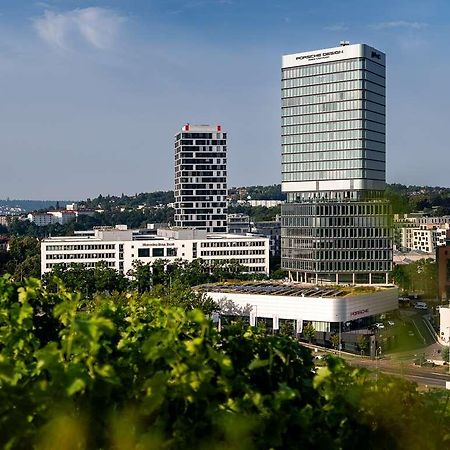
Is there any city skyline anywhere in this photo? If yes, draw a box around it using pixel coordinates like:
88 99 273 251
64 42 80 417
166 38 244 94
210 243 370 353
1 0 449 199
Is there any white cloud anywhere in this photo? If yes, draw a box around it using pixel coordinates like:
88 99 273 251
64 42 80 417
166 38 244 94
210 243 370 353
372 20 427 30
33 7 126 50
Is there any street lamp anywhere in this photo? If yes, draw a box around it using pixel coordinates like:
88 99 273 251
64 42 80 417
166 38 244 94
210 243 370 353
339 320 342 357
376 346 382 385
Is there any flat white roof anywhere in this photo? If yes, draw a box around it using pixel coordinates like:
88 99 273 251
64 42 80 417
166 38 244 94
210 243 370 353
42 231 267 243
282 43 385 68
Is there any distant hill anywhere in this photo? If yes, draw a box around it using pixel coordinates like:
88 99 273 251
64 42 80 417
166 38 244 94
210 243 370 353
0 199 74 213
2 183 449 216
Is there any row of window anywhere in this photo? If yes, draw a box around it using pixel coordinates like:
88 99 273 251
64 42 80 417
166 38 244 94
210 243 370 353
282 234 391 246
283 230 392 244
281 69 385 89
282 228 391 240
200 241 266 247
282 119 385 136
178 158 226 165
201 250 266 264
282 169 385 182
178 171 227 177
282 80 385 99
137 248 177 258
282 159 385 173
177 178 227 185
282 58 384 80
282 202 390 217
285 191 385 202
282 99 384 117
290 249 392 261
282 109 385 126
46 244 115 251
46 253 115 260
200 250 265 256
282 90 385 107
282 129 385 145
45 261 116 269
282 258 392 273
176 140 226 146
247 266 266 272
282 150 385 164
282 138 384 154
176 152 227 159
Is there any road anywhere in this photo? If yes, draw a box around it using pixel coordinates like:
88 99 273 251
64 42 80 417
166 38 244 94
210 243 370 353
343 355 450 388
304 307 450 388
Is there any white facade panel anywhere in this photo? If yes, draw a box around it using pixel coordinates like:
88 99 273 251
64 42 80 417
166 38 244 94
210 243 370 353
209 288 398 323
282 44 385 68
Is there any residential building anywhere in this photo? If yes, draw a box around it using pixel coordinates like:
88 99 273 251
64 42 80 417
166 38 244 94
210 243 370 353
174 124 227 232
281 43 392 284
228 213 251 235
394 214 450 253
41 226 270 276
28 212 60 226
396 224 449 253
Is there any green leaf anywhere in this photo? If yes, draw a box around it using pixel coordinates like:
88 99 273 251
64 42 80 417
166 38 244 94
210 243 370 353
66 377 86 396
248 358 270 370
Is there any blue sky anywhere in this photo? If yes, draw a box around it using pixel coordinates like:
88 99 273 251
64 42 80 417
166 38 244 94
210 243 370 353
0 0 449 199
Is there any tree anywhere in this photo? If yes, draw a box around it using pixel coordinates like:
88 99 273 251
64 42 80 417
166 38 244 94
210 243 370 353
330 333 340 350
303 322 316 343
279 319 295 336
42 262 129 297
0 236 41 279
129 260 153 293
356 335 368 355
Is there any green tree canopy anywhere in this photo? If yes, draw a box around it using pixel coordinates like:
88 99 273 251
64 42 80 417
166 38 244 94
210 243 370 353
1 276 450 449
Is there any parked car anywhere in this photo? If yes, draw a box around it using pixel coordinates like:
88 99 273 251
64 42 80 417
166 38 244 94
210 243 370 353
375 322 385 329
387 320 395 326
414 302 428 310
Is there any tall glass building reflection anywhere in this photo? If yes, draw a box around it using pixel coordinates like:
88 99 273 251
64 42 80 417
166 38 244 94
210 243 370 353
281 43 392 284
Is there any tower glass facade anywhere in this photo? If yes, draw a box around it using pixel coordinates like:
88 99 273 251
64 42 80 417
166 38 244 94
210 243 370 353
281 44 392 284
174 124 228 233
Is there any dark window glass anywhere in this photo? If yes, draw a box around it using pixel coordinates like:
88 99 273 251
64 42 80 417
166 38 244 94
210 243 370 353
152 248 164 257
138 248 150 257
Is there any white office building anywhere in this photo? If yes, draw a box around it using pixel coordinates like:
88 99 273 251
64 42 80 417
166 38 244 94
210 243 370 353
41 226 270 276
203 282 398 334
281 43 392 285
174 124 228 233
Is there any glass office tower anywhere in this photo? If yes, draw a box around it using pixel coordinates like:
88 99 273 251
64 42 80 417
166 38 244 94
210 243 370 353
281 43 392 284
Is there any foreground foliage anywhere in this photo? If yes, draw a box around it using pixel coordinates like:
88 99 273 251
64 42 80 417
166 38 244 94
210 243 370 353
0 276 450 449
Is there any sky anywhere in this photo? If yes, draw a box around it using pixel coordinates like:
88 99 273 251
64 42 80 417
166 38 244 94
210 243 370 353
0 0 449 200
